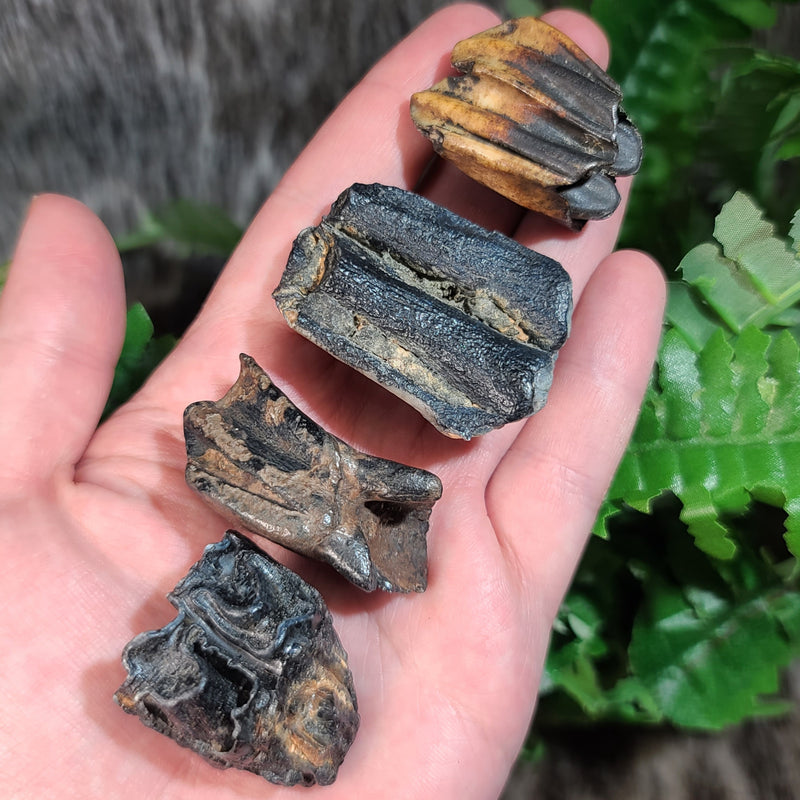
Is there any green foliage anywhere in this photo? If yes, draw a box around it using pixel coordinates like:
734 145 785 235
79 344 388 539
504 0 548 17
607 324 800 559
535 0 800 735
539 500 799 732
681 191 800 331
591 0 800 268
628 561 797 728
539 192 800 734
102 198 241 415
115 198 243 257
597 193 800 559
538 534 664 727
103 303 175 419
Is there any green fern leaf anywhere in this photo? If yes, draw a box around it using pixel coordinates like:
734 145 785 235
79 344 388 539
590 0 800 265
629 572 798 729
115 198 243 256
598 326 800 560
545 499 799 731
791 208 800 256
680 192 800 332
103 304 175 420
664 281 720 351
711 0 777 28
598 193 800 559
593 0 761 127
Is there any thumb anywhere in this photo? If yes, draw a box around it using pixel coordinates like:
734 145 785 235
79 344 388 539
0 195 126 491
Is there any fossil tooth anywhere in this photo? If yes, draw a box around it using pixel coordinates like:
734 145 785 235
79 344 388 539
184 353 442 592
410 16 642 228
114 531 360 787
273 182 572 439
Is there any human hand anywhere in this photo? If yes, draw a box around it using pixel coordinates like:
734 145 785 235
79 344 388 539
0 6 664 798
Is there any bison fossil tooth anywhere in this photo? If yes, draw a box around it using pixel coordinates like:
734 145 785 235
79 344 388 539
184 353 442 592
410 16 643 228
114 531 359 787
272 182 572 439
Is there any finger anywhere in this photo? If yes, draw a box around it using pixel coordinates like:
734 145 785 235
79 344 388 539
542 9 610 68
0 194 126 489
486 250 665 617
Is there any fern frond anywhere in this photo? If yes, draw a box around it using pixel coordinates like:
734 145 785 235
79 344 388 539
598 326 800 560
598 192 800 559
680 192 800 332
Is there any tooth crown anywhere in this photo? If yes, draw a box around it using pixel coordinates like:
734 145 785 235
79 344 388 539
114 531 360 787
410 17 642 228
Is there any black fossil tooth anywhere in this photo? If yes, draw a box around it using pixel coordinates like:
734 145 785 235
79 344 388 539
273 182 572 440
115 531 360 787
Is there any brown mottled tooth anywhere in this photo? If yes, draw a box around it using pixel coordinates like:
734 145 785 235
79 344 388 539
183 353 442 592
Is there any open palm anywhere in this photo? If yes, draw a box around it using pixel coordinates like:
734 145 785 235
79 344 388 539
0 7 664 799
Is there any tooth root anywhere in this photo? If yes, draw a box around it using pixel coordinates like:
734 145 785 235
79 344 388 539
558 173 621 221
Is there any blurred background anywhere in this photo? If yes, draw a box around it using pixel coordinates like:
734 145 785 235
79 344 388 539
3 2 799 797
1 0 503 332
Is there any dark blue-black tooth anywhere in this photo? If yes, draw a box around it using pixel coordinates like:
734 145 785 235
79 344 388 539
611 117 644 176
274 183 573 440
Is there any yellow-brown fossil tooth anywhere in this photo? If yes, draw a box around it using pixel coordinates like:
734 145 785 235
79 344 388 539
450 17 620 137
410 17 642 228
